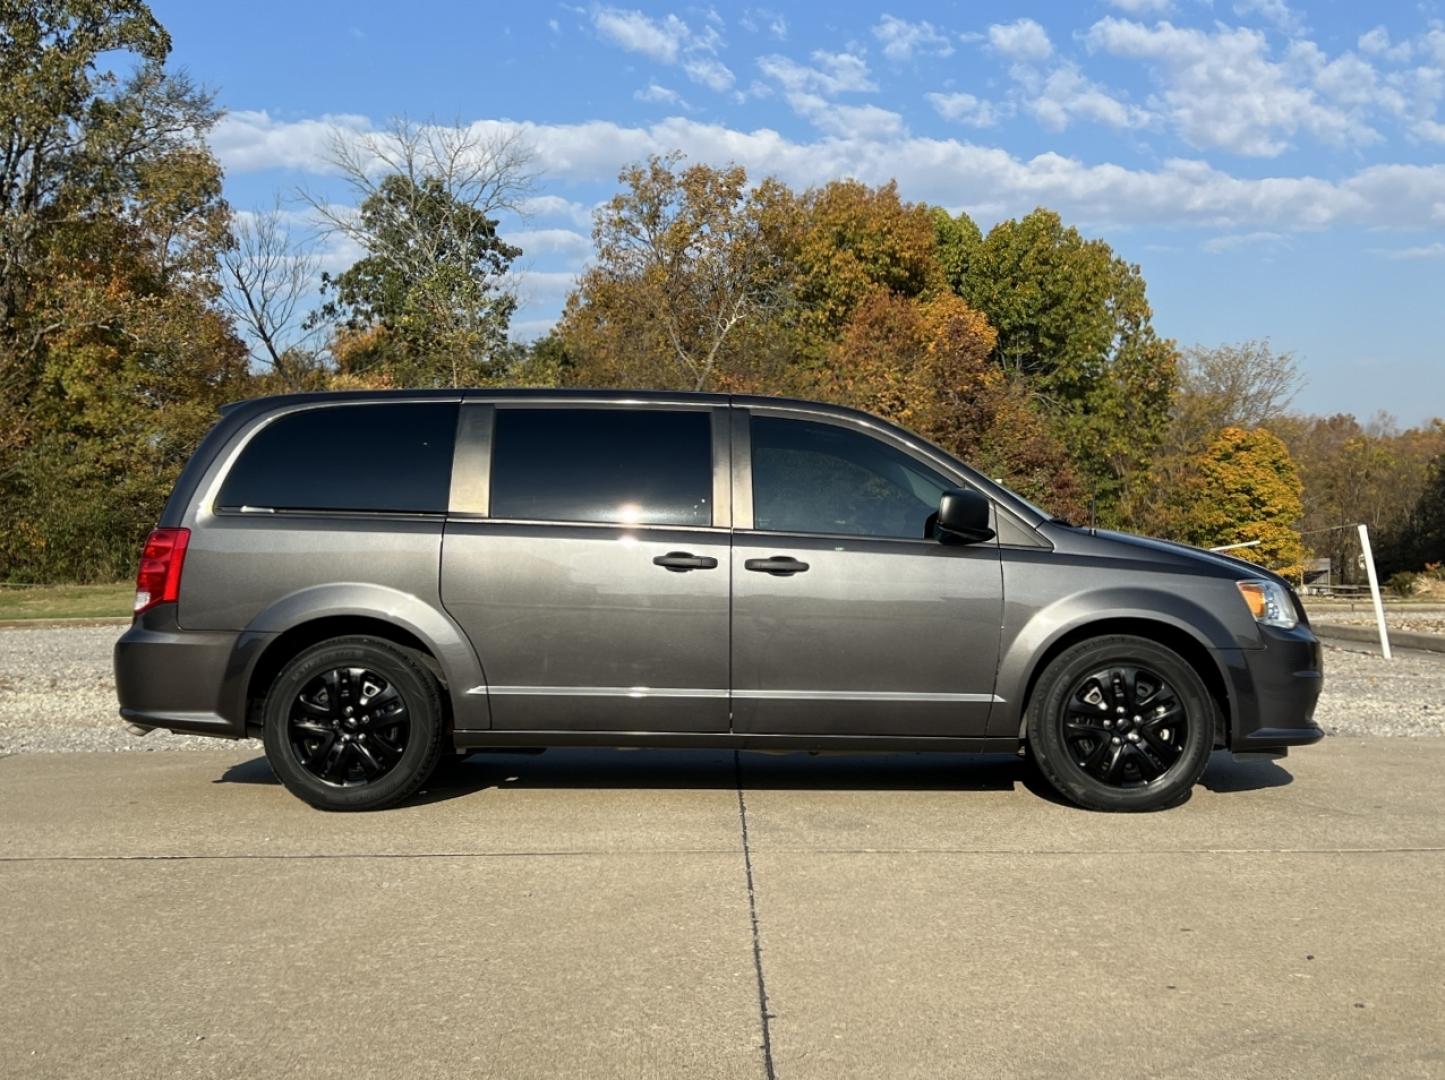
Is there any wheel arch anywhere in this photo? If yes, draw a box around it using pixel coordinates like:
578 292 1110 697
1005 616 1233 746
227 584 490 735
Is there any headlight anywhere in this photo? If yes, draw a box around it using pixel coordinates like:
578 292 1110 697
1236 579 1298 629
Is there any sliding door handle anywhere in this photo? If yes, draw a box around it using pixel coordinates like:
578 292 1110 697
744 556 810 576
653 551 719 572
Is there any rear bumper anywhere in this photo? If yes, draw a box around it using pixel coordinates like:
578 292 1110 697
1220 625 1325 751
113 604 261 739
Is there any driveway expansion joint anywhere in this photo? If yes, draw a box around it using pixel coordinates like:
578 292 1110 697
735 750 778 1080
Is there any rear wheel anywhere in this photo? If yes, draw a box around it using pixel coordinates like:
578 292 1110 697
1026 635 1214 812
262 636 445 811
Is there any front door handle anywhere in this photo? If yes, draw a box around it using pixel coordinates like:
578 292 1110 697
653 551 719 572
744 555 810 576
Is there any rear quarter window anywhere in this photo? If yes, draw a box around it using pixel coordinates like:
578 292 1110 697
217 403 458 514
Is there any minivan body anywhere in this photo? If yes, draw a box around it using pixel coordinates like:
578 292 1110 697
115 390 1324 811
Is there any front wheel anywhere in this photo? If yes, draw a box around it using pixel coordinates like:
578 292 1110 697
1025 635 1214 812
262 636 446 811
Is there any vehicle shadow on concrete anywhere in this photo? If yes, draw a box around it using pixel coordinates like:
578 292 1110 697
213 747 1292 808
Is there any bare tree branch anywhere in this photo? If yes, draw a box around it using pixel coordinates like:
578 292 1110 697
220 200 322 387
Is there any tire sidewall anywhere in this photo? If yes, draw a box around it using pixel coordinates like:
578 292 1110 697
1027 636 1214 812
262 637 443 811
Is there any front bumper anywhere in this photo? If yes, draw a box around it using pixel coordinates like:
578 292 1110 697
113 604 257 739
1219 624 1325 751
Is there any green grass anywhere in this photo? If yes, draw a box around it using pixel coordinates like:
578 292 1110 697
0 582 133 621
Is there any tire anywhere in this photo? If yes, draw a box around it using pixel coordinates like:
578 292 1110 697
1025 634 1214 812
261 635 446 811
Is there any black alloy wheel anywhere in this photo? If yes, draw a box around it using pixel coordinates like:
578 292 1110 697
1025 634 1214 812
262 636 445 811
1060 666 1188 788
287 666 411 786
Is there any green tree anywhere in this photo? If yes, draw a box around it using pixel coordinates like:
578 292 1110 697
307 119 532 387
947 208 1178 520
1174 427 1306 578
1382 456 1445 572
1 0 250 582
931 207 981 294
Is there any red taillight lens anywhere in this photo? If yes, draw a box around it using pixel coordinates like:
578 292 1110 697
134 527 190 616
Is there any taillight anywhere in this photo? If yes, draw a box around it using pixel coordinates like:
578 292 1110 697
134 527 190 616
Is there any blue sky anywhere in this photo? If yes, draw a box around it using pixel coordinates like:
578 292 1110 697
153 0 1445 423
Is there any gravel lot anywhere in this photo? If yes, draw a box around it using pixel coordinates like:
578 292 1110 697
1306 603 1445 637
0 622 1441 754
0 624 259 754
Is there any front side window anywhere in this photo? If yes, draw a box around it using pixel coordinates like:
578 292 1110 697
751 416 951 539
217 403 457 514
490 408 712 526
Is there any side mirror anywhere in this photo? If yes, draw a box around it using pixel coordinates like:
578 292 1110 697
934 489 995 544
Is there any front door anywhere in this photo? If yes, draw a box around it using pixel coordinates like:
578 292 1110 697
730 411 1003 737
441 403 732 732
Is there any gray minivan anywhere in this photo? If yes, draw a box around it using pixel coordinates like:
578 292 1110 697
115 389 1324 811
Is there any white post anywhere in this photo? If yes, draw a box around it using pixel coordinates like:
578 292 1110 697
1357 523 1392 660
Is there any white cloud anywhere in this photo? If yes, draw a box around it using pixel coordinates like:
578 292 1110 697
1085 18 1379 156
1375 242 1445 259
1295 46 1404 114
518 195 595 228
591 6 688 63
508 269 580 307
927 92 1004 128
740 8 787 41
634 81 690 108
1358 26 1413 63
1201 230 1289 254
1415 119 1445 144
756 50 888 136
683 56 735 92
1233 0 1306 37
1103 0 1172 12
988 19 1052 62
873 15 954 64
213 110 1445 233
1027 64 1153 132
589 5 732 93
509 228 594 258
758 50 875 96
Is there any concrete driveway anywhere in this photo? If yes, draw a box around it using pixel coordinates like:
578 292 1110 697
1 739 1443 1079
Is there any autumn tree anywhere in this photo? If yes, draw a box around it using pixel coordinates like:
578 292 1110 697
306 119 533 387
789 180 942 342
943 208 1178 521
1130 340 1304 538
1173 427 1306 577
561 153 794 391
810 292 1085 519
1273 413 1445 582
1 0 250 582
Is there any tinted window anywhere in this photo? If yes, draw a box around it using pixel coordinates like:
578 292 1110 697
751 417 950 539
491 408 712 526
218 403 457 513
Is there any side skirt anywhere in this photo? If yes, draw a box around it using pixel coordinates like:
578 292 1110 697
451 730 1021 754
